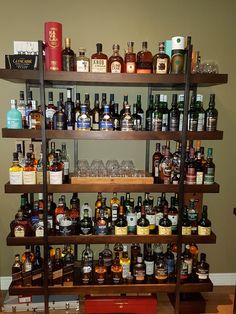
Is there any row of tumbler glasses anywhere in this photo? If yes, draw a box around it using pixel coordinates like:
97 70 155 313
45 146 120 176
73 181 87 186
76 159 145 177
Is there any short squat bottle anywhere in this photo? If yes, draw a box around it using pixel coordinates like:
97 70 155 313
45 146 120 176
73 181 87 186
77 105 91 131
99 104 113 131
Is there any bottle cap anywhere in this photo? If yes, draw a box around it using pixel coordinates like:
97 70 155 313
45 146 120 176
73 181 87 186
171 36 185 50
196 94 203 102
160 94 167 102
178 94 184 102
112 44 120 50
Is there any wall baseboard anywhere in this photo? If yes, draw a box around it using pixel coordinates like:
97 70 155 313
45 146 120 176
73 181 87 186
1 273 235 291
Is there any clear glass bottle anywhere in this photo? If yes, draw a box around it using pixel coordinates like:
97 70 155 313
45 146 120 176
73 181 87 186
91 43 108 73
108 44 124 73
7 99 22 129
121 98 134 131
76 48 90 72
124 41 136 73
136 41 153 74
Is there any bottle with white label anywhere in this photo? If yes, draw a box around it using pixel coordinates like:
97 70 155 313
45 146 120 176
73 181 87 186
108 44 124 73
196 94 206 131
196 253 209 281
144 245 154 282
76 48 90 72
6 99 22 129
49 152 63 184
198 205 212 235
91 43 108 73
23 152 36 185
158 205 172 235
77 104 91 130
9 152 23 184
61 143 70 184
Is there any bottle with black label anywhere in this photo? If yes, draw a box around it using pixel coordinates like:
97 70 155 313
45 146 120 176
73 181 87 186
169 94 180 131
188 95 198 131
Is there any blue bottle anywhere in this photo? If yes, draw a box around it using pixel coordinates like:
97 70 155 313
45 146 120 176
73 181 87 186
6 99 22 129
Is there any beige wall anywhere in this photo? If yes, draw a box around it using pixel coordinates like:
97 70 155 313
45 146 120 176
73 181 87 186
0 0 236 277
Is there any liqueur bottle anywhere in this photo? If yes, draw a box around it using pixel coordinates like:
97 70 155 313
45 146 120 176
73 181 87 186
152 42 170 74
62 37 75 71
94 253 107 285
9 152 23 185
198 205 212 235
6 99 22 129
206 94 218 131
152 143 162 184
124 41 136 73
111 254 122 284
136 41 153 73
76 48 90 72
91 43 108 73
203 148 215 184
108 44 124 73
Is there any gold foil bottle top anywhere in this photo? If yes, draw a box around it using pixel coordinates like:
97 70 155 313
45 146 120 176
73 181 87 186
64 37 71 48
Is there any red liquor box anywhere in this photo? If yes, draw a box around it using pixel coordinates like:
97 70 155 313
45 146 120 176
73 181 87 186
84 295 157 314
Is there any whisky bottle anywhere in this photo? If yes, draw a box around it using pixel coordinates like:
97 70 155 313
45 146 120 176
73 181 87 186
62 37 75 71
17 91 26 128
22 248 32 286
16 143 25 168
32 246 43 286
46 92 57 129
144 245 154 282
95 207 108 235
154 197 164 231
49 152 63 184
63 246 74 286
206 94 218 131
100 104 113 131
6 99 22 129
168 196 178 235
180 255 189 283
182 206 192 235
136 95 144 128
48 141 56 167
188 95 198 131
130 243 141 272
198 205 212 235
53 94 67 130
124 41 136 73
94 253 107 284
127 199 137 235
159 147 172 184
64 88 75 130
135 196 142 220
196 94 206 131
95 193 103 221
12 254 22 286
79 208 93 235
185 147 196 185
29 100 41 129
110 192 120 226
11 209 31 237
158 205 172 235
132 103 142 131
82 244 94 267
113 103 121 131
203 148 215 184
146 196 156 234
169 94 180 131
91 93 100 131
59 207 72 235
170 36 185 74
113 243 123 260
9 152 23 184
187 198 198 235
172 141 181 183
108 44 124 73
111 254 122 284
91 43 108 73
54 196 65 233
152 94 162 131
120 98 134 131
68 193 80 234
101 244 113 274
114 202 128 235
52 248 63 286
195 151 204 184
153 42 170 74
133 255 145 283
160 94 169 131
165 246 175 280
196 253 209 281
155 255 168 283
25 91 33 129
120 245 130 281
23 152 36 185
182 244 193 277
81 253 92 284
177 94 184 131
76 48 90 72
136 41 152 74
77 104 91 130
152 143 162 184
137 205 150 235
145 94 154 131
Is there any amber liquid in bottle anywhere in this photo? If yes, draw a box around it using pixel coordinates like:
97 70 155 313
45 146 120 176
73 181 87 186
108 44 124 73
124 41 136 73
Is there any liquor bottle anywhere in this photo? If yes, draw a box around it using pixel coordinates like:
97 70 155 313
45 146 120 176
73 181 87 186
126 199 137 234
101 244 113 274
6 99 22 129
182 244 193 278
95 207 108 235
168 196 178 235
12 254 22 286
155 255 168 283
110 192 120 226
68 193 80 234
188 95 198 131
124 41 136 73
132 103 142 130
206 94 218 131
52 248 63 285
22 248 32 286
145 94 154 131
130 243 141 271
113 103 121 131
79 208 93 235
135 196 142 220
23 152 36 184
48 141 56 166
195 151 204 184
158 205 172 235
187 199 198 235
144 246 154 282
17 91 26 128
153 243 164 263
196 253 209 281
152 143 162 184
64 88 75 130
108 44 124 73
185 147 196 185
94 253 107 284
160 94 169 131
146 196 156 234
154 197 164 232
95 192 103 221
196 94 206 131
33 212 45 237
159 147 172 184
111 254 122 284
91 93 100 131
25 91 33 129
120 99 134 131
32 246 43 286
91 43 108 73
182 206 192 235
53 94 67 130
100 104 113 131
81 244 94 267
59 207 72 235
62 37 75 71
152 42 170 74
16 143 25 168
169 94 180 131
46 92 57 129
120 245 131 281
77 104 91 130
81 253 92 285
11 209 32 237
109 93 115 115
137 205 150 235
180 255 189 283
49 152 63 184
172 141 181 184
136 95 144 128
76 48 90 72
177 94 184 131
136 41 152 74
170 36 185 74
133 255 146 283
63 246 74 286
198 205 212 235
101 93 107 113
165 246 175 280
60 143 70 183
54 196 65 233
114 202 128 235
152 94 162 131
203 148 215 184
29 100 41 129
74 92 81 125
9 152 23 184
113 243 124 260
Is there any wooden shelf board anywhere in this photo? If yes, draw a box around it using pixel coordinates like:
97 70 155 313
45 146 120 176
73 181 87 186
6 232 216 246
4 182 220 193
2 128 224 141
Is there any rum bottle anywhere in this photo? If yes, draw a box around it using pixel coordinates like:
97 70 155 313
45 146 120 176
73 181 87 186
136 41 152 73
108 44 124 73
